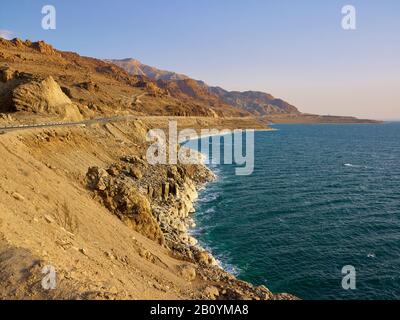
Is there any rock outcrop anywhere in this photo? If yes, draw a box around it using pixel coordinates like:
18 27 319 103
0 67 15 112
83 155 301 300
0 68 83 120
1 38 60 56
12 76 82 120
85 154 216 250
111 58 300 116
86 166 165 245
0 66 14 83
29 40 59 55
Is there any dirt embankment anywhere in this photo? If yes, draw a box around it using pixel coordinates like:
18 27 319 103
0 119 295 300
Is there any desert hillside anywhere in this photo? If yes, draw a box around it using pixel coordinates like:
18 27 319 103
110 58 380 124
0 38 250 121
0 36 379 300
0 38 379 125
0 116 298 300
110 58 300 116
0 37 299 300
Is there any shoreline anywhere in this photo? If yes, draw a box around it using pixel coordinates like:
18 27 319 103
0 119 295 300
175 128 288 299
186 174 242 278
179 127 277 144
130 154 294 299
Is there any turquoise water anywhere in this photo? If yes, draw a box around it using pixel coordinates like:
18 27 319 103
189 123 400 300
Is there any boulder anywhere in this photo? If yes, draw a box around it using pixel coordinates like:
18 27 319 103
106 163 122 176
86 167 109 191
204 286 220 300
129 167 142 179
179 265 197 282
0 66 14 83
195 251 217 266
77 81 99 92
11 76 83 120
188 236 198 246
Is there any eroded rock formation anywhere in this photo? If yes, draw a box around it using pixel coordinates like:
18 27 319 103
85 156 215 254
0 67 83 121
86 166 165 245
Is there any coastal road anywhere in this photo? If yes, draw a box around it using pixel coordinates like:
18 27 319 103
0 115 139 134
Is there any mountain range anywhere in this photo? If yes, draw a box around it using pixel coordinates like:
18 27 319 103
109 59 300 116
0 37 379 124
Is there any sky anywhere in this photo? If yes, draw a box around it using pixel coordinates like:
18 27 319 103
1 0 399 120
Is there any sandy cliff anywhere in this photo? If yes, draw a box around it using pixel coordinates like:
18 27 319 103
0 37 319 301
0 119 296 300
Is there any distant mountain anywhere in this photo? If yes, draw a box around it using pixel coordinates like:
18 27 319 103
106 58 189 81
208 88 299 115
110 59 300 115
0 38 379 123
1 38 244 118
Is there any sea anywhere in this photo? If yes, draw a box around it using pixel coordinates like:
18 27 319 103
184 123 400 300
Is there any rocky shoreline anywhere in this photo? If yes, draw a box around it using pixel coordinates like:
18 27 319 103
85 147 297 300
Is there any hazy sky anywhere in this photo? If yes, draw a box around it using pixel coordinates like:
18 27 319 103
1 0 399 119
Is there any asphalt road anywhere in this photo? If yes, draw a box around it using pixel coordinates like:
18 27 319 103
0 116 137 133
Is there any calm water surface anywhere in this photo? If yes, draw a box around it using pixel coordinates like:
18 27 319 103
188 123 400 300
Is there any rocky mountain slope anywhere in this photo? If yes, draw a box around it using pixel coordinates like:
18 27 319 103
0 36 380 301
0 37 298 300
105 58 189 81
110 58 300 116
0 39 378 124
0 38 249 120
110 59 381 124
209 88 299 115
0 116 296 300
0 68 83 121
